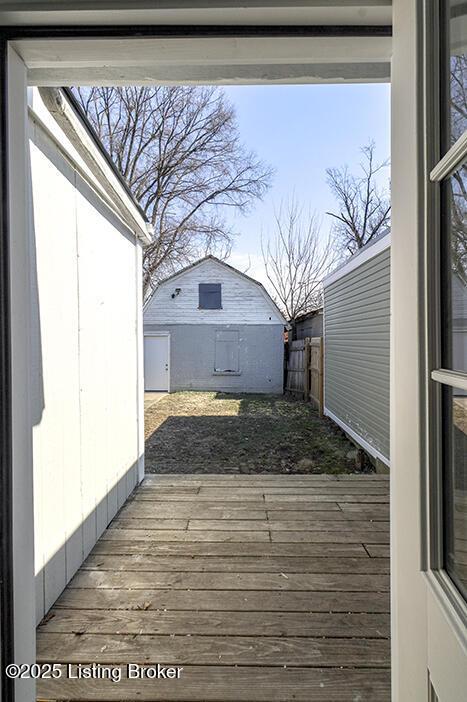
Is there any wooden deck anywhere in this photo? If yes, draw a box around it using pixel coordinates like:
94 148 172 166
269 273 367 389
36 473 391 701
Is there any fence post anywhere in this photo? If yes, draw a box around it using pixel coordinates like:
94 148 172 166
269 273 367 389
318 337 324 418
304 337 311 401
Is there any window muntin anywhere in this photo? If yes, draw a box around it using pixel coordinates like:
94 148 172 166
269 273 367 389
443 384 467 600
199 283 221 310
441 166 467 373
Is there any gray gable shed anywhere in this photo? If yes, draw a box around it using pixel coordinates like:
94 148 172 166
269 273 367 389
323 232 391 467
144 256 286 394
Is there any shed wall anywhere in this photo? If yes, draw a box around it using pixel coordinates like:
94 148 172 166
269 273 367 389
294 313 323 340
144 323 284 394
29 109 143 622
144 259 283 326
324 246 390 463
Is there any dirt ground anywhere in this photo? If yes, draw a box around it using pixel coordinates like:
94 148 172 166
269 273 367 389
145 391 369 475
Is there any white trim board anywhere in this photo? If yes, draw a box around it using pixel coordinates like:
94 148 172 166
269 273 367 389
324 407 391 467
323 231 391 287
11 34 391 86
32 87 152 245
0 3 393 28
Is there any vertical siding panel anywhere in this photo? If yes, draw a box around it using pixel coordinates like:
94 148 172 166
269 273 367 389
29 101 142 619
135 242 145 485
29 125 79 615
65 168 84 587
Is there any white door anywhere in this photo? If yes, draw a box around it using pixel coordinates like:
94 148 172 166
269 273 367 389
420 1 467 700
144 335 169 391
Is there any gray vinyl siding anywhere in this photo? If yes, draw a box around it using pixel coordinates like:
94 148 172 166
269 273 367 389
324 247 390 462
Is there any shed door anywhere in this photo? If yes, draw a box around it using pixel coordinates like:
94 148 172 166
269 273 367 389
144 335 169 391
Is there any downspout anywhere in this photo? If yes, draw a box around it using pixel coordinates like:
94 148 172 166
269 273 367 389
38 87 153 245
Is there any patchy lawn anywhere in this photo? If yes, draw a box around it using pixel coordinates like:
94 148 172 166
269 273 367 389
145 391 368 475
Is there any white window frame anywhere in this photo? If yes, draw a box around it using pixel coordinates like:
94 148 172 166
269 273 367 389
423 0 467 630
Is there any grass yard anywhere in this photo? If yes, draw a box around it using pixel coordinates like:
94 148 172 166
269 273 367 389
145 391 367 475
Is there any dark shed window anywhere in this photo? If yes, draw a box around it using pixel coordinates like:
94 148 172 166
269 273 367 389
199 283 222 309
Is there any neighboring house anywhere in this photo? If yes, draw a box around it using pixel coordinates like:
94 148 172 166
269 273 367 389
143 256 286 393
291 308 323 340
323 231 391 468
27 86 151 621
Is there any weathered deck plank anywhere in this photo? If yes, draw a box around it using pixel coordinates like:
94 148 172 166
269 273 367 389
68 570 389 591
82 554 390 574
53 587 391 613
38 666 391 701
37 632 390 667
142 474 390 484
38 609 391 637
271 530 389 543
110 517 389 531
90 540 370 557
132 492 389 503
36 473 390 702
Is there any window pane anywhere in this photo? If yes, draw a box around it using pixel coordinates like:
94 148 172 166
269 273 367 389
441 166 467 373
199 283 221 309
443 385 467 600
445 1 467 149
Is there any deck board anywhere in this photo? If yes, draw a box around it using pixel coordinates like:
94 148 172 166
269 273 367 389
37 665 391 701
36 473 390 701
82 554 390 573
39 609 391 637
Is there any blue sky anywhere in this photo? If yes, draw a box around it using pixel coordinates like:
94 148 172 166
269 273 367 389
221 83 390 285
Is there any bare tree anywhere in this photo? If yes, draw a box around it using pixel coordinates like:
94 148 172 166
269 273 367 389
73 86 273 295
451 165 467 286
326 142 390 256
261 200 335 320
450 55 467 146
449 57 467 285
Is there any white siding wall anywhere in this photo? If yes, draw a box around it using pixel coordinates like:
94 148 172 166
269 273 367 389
9 48 36 702
144 259 283 325
29 108 142 621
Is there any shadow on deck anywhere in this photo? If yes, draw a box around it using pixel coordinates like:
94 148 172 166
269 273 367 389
36 473 391 701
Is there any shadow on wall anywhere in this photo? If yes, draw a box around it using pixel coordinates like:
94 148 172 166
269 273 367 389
35 458 141 624
28 137 45 428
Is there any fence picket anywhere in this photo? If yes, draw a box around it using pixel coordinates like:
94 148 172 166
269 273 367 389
285 337 323 416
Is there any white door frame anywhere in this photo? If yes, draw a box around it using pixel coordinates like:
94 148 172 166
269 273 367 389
0 15 394 702
144 331 171 393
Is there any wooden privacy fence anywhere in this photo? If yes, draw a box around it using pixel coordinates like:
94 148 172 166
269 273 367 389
285 337 324 416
